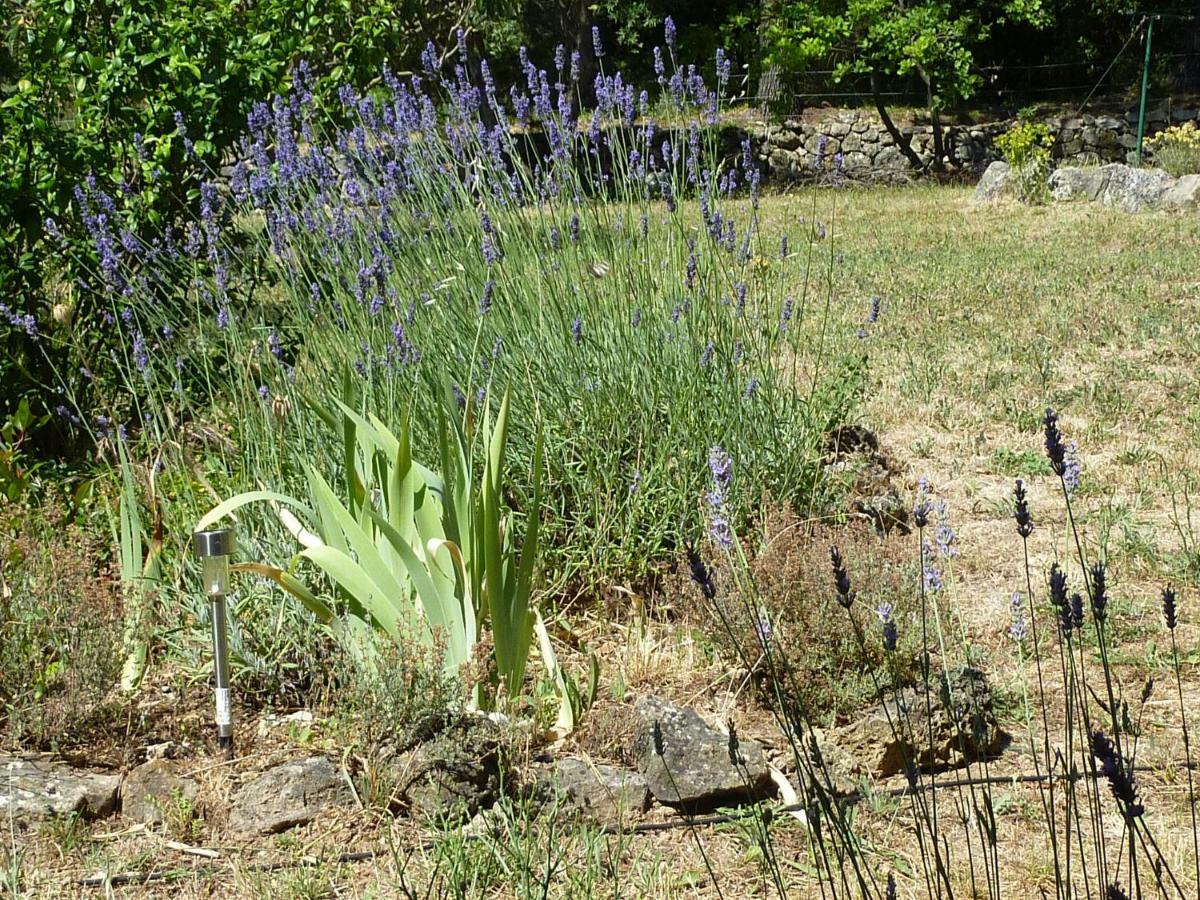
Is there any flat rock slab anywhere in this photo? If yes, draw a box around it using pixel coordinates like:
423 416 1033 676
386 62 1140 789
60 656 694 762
0 757 120 825
121 759 200 825
632 696 773 810
547 758 650 826
1096 163 1173 212
229 756 354 834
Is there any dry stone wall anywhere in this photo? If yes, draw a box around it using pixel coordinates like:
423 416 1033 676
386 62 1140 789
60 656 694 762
749 103 1200 181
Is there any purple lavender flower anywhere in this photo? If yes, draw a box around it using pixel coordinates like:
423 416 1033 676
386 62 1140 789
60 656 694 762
1043 407 1067 476
591 26 604 58
779 297 794 333
1063 440 1081 493
708 445 732 491
664 16 677 54
1090 561 1109 624
480 279 495 315
830 546 854 608
1091 730 1144 819
569 213 580 243
258 385 270 401
699 342 714 369
744 378 759 399
780 234 789 259
921 539 943 592
1014 478 1034 537
913 477 931 528
1009 592 1029 642
629 469 643 494
571 315 583 343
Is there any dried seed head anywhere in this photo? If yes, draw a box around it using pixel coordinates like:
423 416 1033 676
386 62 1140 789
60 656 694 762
830 545 854 609
1043 407 1066 476
1091 730 1144 820
727 720 740 767
1049 563 1068 610
652 720 665 757
1090 562 1108 624
1013 478 1034 537
1162 586 1178 630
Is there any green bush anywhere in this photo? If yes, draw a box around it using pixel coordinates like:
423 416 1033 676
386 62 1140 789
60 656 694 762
0 0 473 415
1145 121 1200 177
996 121 1053 204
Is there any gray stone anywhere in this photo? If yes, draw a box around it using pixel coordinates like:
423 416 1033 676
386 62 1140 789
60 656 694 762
1049 166 1110 202
632 696 773 809
841 132 862 153
973 160 1011 201
874 145 905 169
1095 115 1122 131
863 128 879 142
1081 126 1098 145
229 756 355 834
842 152 871 171
831 668 1003 778
1162 174 1200 210
1118 132 1139 150
828 121 851 136
768 130 802 152
1062 139 1084 157
1096 163 1174 212
121 759 200 825
0 757 120 825
546 758 651 825
391 714 503 824
1171 108 1197 123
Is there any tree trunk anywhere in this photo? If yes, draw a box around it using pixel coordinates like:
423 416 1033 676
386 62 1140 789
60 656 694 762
870 70 924 170
917 65 945 171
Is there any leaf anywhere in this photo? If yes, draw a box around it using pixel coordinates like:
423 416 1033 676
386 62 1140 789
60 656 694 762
196 490 316 532
232 562 333 621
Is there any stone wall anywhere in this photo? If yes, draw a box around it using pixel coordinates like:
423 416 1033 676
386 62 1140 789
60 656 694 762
751 102 1200 181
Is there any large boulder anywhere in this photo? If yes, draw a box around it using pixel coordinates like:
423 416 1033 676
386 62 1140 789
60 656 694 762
1095 163 1173 212
0 757 121 825
1049 166 1111 202
121 759 200 826
1162 174 1200 211
831 667 1004 778
632 696 773 810
973 161 1011 201
229 756 355 834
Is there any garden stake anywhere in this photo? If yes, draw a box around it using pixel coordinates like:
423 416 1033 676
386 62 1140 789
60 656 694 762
193 528 235 759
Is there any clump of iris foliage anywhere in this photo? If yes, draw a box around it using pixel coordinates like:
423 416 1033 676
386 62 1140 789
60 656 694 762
53 24 862 590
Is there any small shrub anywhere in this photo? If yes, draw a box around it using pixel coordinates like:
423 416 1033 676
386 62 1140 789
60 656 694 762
996 121 1053 204
687 508 923 721
1145 121 1200 176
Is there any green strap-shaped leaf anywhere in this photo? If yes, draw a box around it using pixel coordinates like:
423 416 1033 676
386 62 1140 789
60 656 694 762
195 490 317 533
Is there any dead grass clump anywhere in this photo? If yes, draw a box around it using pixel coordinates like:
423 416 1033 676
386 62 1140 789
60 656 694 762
0 501 123 751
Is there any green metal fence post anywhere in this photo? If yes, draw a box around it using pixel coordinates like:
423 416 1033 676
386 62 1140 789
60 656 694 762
1136 16 1155 165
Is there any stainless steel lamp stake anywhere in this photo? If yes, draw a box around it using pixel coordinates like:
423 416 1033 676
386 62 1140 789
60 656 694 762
193 528 235 758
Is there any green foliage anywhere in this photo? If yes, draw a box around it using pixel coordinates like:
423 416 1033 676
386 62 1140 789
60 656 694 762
763 0 1048 109
1146 122 1200 177
0 0 476 412
996 120 1053 204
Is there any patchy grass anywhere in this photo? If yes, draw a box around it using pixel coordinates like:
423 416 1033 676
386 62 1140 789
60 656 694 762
12 186 1200 897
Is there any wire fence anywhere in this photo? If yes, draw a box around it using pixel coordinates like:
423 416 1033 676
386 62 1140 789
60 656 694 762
733 51 1200 114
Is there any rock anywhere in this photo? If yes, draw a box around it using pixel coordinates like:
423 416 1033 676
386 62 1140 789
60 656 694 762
1096 163 1174 212
632 696 773 810
1163 174 1200 210
842 152 871 171
841 132 862 153
874 146 905 169
1049 166 1110 202
121 759 200 825
229 756 354 834
1081 126 1098 145
832 668 1003 778
769 130 802 152
828 122 851 137
1171 108 1197 123
973 160 1011 201
1118 133 1139 150
546 758 650 825
390 714 503 824
0 757 120 825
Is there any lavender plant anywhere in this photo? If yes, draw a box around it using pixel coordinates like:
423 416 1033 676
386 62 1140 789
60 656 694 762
58 24 860 594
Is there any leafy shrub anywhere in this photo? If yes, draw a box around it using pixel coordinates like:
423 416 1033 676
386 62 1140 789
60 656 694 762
1145 121 1200 176
0 0 475 414
996 121 1053 204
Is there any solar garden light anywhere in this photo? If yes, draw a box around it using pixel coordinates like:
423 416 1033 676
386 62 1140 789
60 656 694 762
193 527 235 758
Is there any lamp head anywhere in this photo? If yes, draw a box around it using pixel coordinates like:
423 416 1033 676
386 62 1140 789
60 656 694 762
193 528 235 596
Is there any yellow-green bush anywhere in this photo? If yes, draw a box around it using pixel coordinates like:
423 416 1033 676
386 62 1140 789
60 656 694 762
1146 121 1200 177
996 121 1054 204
